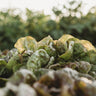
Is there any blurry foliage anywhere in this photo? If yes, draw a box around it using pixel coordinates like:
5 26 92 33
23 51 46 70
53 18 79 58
52 0 96 45
0 9 27 50
1 0 96 50
25 8 50 40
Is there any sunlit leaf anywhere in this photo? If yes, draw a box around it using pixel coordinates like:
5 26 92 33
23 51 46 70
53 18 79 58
14 36 37 53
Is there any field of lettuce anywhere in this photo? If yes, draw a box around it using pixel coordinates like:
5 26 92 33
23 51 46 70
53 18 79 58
0 34 96 96
1 1 96 96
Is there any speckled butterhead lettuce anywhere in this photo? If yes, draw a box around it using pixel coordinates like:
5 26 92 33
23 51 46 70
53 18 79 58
0 34 96 96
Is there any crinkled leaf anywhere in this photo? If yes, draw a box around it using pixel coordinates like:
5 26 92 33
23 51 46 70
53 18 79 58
73 43 87 59
9 69 36 85
4 48 18 62
7 54 21 70
80 40 96 51
27 49 50 72
54 40 65 55
58 34 74 51
37 36 56 57
59 41 74 61
75 61 91 74
81 50 96 64
14 36 37 53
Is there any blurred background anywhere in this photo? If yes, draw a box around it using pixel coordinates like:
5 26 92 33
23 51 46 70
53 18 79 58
0 0 96 50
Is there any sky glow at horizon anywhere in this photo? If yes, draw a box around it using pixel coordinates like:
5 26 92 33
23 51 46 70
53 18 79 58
0 0 96 17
